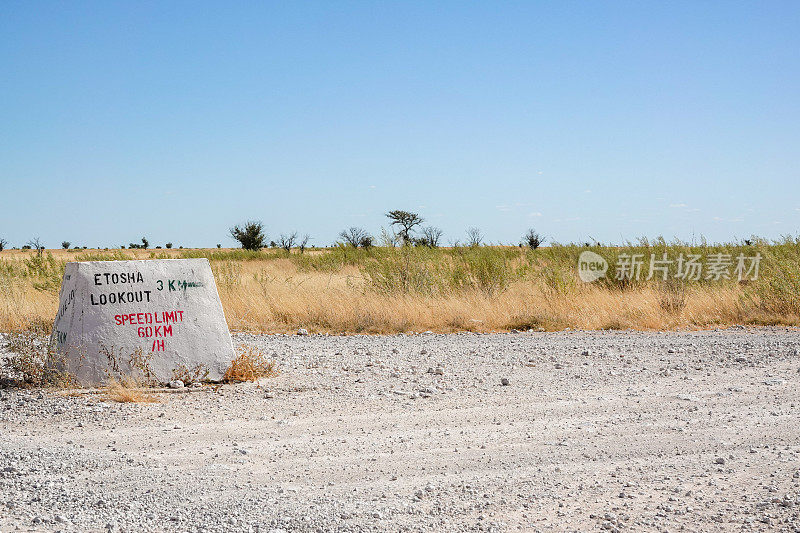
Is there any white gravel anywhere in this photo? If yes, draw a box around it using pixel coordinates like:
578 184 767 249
2 328 800 531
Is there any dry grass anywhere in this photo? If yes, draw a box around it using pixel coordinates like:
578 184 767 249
213 260 794 332
223 345 279 383
171 363 210 384
1 243 799 334
101 377 160 403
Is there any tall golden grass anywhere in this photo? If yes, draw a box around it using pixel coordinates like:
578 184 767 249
1 240 798 333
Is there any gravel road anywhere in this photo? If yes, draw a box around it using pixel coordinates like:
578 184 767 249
2 328 800 532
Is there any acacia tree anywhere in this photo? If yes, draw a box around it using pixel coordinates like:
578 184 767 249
278 232 297 253
466 227 483 247
61 241 71 249
230 220 267 251
417 226 443 248
27 237 44 257
0 238 7 251
386 210 423 244
339 227 370 248
298 234 310 254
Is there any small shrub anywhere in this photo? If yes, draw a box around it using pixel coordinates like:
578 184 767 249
223 345 279 382
230 221 267 251
523 229 545 249
128 237 149 249
24 253 64 292
1 331 75 388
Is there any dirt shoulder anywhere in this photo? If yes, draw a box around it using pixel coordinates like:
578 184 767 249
1 329 799 531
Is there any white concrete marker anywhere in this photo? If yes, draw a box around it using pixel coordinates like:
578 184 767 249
49 258 235 385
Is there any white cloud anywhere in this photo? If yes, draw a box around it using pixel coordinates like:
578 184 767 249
528 212 543 217
669 203 688 208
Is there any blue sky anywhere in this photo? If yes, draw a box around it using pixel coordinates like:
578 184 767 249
1 1 799 248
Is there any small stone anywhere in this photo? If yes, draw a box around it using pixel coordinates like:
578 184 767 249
500 378 510 386
168 380 184 389
714 457 725 465
297 328 309 336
